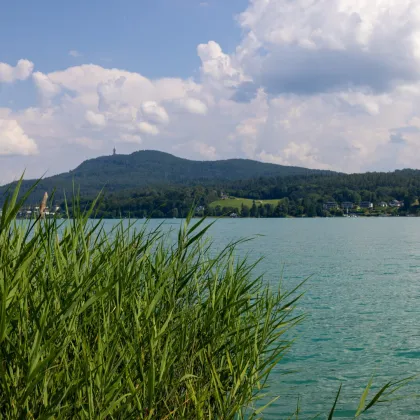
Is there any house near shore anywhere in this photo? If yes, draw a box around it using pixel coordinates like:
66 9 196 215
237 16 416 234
359 201 373 209
379 201 388 207
389 200 403 207
13 203 61 219
341 202 354 210
323 201 339 210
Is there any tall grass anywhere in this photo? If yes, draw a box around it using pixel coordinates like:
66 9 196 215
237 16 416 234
0 181 304 419
0 180 412 418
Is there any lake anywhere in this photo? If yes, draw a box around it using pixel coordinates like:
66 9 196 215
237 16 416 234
102 217 420 419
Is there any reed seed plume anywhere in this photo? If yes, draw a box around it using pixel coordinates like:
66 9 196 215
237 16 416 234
39 191 48 218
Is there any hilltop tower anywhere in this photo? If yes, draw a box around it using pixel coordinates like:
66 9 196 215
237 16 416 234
113 147 116 156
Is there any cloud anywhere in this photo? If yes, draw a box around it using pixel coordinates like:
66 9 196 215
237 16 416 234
390 132 408 145
409 117 420 129
237 0 420 95
69 136 102 150
69 50 82 58
85 110 107 127
233 115 267 139
0 59 34 83
120 134 142 144
46 64 197 104
0 119 38 156
258 47 420 94
32 72 61 99
337 91 392 116
258 143 331 170
257 47 419 95
239 0 417 50
141 101 169 124
137 122 159 135
198 41 247 87
178 98 208 115
193 142 217 159
231 81 258 103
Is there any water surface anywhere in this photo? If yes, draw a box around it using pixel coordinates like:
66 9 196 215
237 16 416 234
102 218 420 419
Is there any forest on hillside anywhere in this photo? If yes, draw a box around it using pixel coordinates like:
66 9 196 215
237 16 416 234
0 151 331 204
68 169 420 218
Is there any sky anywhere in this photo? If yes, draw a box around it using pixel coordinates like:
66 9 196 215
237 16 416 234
2 0 420 184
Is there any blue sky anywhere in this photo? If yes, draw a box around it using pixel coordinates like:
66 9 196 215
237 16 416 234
1 0 420 184
0 0 247 78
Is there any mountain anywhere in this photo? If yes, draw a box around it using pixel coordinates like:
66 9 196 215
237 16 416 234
0 150 336 204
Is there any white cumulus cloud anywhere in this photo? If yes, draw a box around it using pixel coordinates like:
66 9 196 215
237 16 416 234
138 122 159 135
85 110 107 127
33 72 61 99
178 98 208 115
237 0 420 94
0 119 38 156
0 59 34 83
141 101 169 124
198 41 247 87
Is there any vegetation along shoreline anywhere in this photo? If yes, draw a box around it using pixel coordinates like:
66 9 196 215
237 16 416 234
2 151 420 219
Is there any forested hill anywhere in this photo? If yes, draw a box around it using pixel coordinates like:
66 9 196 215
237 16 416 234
69 150 333 184
0 150 335 203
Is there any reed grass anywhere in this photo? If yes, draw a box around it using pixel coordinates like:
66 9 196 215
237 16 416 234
0 179 412 419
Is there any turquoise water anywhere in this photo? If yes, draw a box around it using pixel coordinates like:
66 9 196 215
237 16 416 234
104 218 420 418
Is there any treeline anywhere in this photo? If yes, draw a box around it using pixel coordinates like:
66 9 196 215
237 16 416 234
225 169 420 203
209 199 335 218
69 168 420 218
79 186 215 219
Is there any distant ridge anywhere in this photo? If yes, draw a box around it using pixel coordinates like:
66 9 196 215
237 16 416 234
0 150 335 203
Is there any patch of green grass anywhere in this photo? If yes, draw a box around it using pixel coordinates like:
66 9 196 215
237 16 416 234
209 197 283 211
